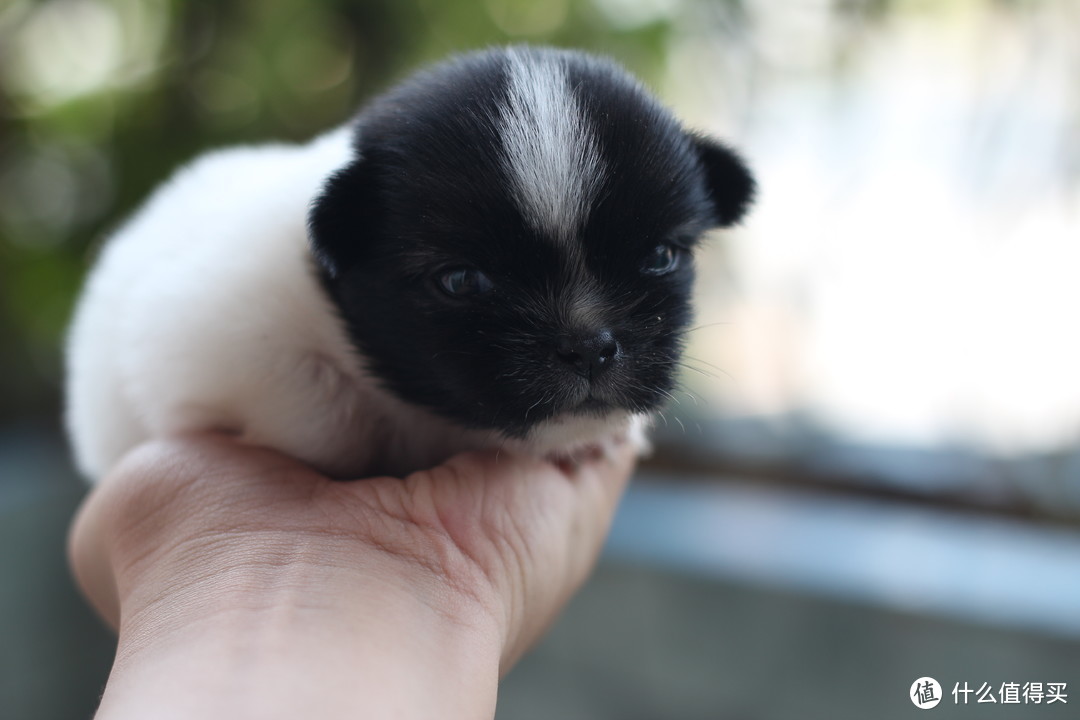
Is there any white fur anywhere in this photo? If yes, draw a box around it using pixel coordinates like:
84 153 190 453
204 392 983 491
66 126 645 482
499 47 604 244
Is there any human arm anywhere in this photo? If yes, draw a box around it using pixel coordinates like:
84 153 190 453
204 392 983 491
69 436 635 719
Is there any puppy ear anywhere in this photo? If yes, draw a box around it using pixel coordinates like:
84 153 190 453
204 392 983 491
690 134 756 228
307 160 380 279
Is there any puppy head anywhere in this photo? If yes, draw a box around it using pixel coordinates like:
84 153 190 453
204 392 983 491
309 46 754 441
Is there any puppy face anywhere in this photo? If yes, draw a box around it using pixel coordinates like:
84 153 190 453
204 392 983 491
310 47 753 439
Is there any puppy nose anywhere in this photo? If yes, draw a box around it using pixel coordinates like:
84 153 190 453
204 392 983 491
555 329 619 379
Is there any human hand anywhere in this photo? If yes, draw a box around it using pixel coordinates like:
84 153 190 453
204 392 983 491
70 435 635 719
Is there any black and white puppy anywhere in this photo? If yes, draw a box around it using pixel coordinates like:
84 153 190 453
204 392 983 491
65 46 754 481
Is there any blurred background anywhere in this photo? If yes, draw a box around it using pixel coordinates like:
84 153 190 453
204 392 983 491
1 0 1078 717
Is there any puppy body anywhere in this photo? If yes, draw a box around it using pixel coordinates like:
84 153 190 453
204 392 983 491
66 47 752 481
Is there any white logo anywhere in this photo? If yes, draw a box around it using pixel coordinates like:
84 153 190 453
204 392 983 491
911 677 942 709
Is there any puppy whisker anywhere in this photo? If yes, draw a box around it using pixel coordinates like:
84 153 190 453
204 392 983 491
686 321 734 333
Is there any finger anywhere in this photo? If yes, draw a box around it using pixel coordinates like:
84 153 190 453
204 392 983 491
68 435 319 628
568 439 638 514
115 433 319 489
68 482 121 629
66 437 222 630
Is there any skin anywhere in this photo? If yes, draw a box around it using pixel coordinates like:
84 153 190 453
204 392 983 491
69 435 636 719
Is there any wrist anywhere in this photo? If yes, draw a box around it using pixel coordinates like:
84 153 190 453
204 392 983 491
103 531 504 720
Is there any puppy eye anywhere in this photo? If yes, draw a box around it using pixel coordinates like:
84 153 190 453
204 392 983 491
437 267 494 298
641 244 682 275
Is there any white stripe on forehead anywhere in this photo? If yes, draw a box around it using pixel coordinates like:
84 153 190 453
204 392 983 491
499 48 605 243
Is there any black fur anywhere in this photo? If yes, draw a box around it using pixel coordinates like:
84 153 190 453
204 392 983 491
308 46 754 438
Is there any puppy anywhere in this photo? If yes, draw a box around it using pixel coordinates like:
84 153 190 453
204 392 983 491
65 46 754 481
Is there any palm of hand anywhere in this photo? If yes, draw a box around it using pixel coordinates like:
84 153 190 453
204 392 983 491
71 436 633 671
